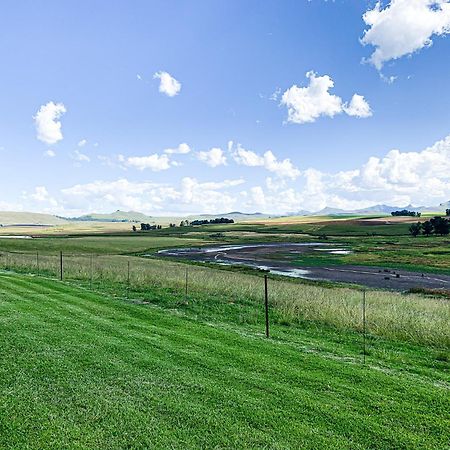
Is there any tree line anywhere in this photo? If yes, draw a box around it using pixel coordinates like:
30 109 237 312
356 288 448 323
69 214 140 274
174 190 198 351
133 217 235 231
409 216 450 237
189 218 235 226
391 210 421 217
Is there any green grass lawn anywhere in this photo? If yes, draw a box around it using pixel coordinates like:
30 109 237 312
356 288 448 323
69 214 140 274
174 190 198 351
0 273 448 449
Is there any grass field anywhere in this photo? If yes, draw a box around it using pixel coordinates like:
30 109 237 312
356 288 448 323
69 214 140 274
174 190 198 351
0 235 211 254
2 215 450 273
1 252 449 348
0 272 448 449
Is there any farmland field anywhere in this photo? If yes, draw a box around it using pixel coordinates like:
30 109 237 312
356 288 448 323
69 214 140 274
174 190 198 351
0 214 449 449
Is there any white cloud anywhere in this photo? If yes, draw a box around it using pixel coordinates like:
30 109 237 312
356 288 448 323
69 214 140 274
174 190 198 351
13 134 450 215
73 150 91 163
197 147 227 167
249 186 266 208
153 71 181 97
178 177 242 212
281 71 372 124
164 143 191 154
266 176 287 191
125 153 171 171
44 149 56 158
231 143 300 179
263 150 301 179
34 101 66 144
0 200 23 211
78 139 87 147
61 177 244 215
361 0 450 70
62 179 168 213
270 87 281 102
27 186 58 207
301 135 450 211
243 185 305 213
343 94 373 118
238 134 450 213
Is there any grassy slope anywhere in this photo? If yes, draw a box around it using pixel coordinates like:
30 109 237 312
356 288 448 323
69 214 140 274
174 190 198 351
0 211 68 226
0 273 448 449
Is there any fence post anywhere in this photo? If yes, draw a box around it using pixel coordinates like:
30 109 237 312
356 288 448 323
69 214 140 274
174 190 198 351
36 251 39 275
264 275 270 338
60 251 63 281
127 260 130 297
185 267 188 302
90 254 93 289
362 289 366 364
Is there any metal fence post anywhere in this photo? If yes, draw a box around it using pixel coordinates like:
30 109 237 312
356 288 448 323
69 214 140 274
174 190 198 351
185 267 188 302
363 289 366 364
264 275 270 338
60 251 63 281
127 260 130 298
90 254 93 289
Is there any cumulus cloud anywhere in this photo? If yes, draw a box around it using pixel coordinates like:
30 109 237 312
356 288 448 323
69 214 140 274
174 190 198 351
34 101 66 144
361 0 450 69
72 150 91 163
164 143 191 154
302 135 450 211
343 94 373 118
44 149 56 158
239 134 450 214
16 134 450 215
125 153 171 171
197 147 227 167
61 177 244 214
28 186 58 207
153 71 181 97
78 139 87 147
231 143 300 179
280 71 372 124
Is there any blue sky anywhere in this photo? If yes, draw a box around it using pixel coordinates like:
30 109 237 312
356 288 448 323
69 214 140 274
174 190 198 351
1 0 450 215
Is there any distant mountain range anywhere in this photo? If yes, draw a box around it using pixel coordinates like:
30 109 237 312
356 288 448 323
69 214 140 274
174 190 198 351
65 210 157 223
296 201 450 216
0 202 448 226
67 210 273 223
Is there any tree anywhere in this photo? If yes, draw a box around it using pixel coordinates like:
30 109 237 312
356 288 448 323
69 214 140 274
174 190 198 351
430 216 450 236
446 209 450 216
408 222 421 237
422 221 433 236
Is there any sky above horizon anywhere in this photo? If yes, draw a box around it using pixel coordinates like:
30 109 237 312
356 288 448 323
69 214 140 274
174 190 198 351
1 0 450 216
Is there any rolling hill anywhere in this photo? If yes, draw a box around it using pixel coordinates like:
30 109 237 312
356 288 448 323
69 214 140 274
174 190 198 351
0 211 68 226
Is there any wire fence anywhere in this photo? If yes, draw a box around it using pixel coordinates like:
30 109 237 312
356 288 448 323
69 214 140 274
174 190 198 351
0 250 448 352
